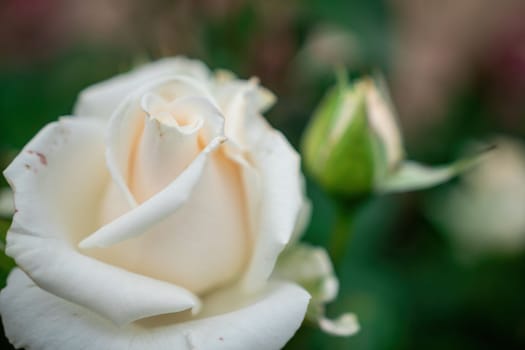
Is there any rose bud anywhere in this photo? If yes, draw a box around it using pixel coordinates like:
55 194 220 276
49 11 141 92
0 58 357 350
302 74 483 199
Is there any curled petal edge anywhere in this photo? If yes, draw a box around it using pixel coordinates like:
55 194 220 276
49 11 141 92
80 135 226 249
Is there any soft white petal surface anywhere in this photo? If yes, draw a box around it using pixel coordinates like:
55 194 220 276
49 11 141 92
74 57 211 119
75 76 255 294
84 135 251 294
82 91 250 294
213 76 275 148
3 118 107 243
213 70 276 113
3 117 200 325
241 129 304 291
80 136 225 248
7 233 200 325
127 112 201 204
128 94 224 202
288 178 312 246
1 269 310 350
104 77 222 207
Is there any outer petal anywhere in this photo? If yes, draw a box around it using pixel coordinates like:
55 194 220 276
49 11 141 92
366 75 404 170
3 118 200 325
274 244 339 303
213 74 276 148
7 233 200 325
274 243 359 337
288 178 312 245
241 129 304 291
74 57 210 119
4 117 107 244
217 81 283 255
1 269 310 350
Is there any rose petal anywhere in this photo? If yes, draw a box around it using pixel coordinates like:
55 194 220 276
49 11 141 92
222 145 261 259
214 70 276 113
79 135 225 249
3 118 201 325
83 133 250 294
104 97 143 207
241 129 304 291
274 244 338 303
218 93 272 251
274 243 360 337
366 76 404 170
213 77 274 149
140 94 224 141
74 57 211 119
105 76 222 208
83 87 253 295
128 108 201 203
1 269 310 350
319 314 360 337
4 117 107 243
7 234 201 325
289 179 312 245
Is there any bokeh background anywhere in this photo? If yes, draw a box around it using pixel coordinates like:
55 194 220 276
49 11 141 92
1 0 525 349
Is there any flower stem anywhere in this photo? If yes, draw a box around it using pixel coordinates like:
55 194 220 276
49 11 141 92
328 202 357 267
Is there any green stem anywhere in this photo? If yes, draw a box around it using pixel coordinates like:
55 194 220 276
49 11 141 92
328 203 356 267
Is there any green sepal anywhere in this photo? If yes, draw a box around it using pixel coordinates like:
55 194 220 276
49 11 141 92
377 150 490 193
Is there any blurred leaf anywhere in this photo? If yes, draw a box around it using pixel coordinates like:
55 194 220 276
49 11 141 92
0 218 14 288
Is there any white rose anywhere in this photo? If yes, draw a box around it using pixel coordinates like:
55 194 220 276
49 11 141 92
0 57 321 350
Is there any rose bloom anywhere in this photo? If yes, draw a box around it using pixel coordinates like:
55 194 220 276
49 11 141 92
0 58 351 349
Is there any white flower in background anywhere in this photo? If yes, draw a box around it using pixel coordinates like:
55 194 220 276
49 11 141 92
428 136 525 258
296 24 360 76
0 57 356 350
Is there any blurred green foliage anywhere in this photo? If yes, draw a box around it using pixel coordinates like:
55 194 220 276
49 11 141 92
1 0 525 349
